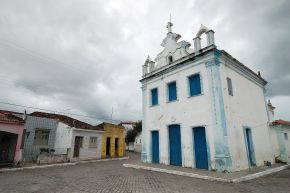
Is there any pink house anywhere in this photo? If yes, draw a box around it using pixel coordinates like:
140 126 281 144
0 111 25 165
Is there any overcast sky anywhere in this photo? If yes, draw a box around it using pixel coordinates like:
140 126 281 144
0 0 289 123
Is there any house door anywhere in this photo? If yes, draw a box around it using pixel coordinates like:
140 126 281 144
193 127 208 169
106 137 111 157
244 128 256 166
0 131 17 164
151 131 159 163
115 138 119 156
169 125 182 166
73 136 83 158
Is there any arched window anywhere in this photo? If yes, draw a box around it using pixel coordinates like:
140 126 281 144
168 55 173 64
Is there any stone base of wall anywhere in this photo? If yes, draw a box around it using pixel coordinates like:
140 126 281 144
37 154 68 164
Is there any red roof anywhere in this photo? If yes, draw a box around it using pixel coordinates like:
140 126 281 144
31 112 104 131
0 111 25 124
272 119 290 126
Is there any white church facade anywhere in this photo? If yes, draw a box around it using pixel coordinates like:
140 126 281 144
140 22 274 172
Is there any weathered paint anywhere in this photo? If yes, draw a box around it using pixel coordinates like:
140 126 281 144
141 23 273 172
23 115 58 161
205 51 232 172
100 123 125 158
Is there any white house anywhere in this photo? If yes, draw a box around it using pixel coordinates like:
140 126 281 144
24 112 104 162
134 132 142 153
267 101 290 163
140 22 274 172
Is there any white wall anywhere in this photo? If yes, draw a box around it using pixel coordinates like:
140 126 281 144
134 132 142 153
269 125 290 163
54 122 73 154
220 60 274 170
68 129 103 160
144 59 215 168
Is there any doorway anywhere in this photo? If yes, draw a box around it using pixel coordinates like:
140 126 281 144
193 127 208 169
169 124 182 166
151 131 159 163
0 131 17 164
106 137 111 157
244 128 256 167
73 136 83 158
115 138 119 156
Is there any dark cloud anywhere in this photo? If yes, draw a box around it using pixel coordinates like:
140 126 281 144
0 0 289 121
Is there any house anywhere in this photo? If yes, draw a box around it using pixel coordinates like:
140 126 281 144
97 122 125 158
140 22 274 172
267 101 290 163
22 112 103 162
120 121 137 150
0 111 25 165
134 132 142 153
120 121 136 134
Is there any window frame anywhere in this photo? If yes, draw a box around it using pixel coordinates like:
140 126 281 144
167 55 173 64
33 129 50 146
89 136 98 148
167 80 178 102
227 77 233 96
150 87 159 106
187 73 203 97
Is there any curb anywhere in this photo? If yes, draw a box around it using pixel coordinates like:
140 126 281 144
78 156 130 164
0 156 130 173
123 164 290 183
0 162 77 172
232 164 290 183
123 164 231 182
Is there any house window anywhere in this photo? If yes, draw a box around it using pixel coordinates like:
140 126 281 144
89 137 98 148
33 129 50 146
168 81 177 102
168 55 173 64
227 77 233 96
188 74 201 96
285 133 288 140
151 88 158 106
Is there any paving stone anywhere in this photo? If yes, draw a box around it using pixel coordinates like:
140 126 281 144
0 153 289 193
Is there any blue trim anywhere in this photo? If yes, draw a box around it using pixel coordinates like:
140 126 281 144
167 81 177 102
205 50 232 172
151 87 158 106
188 73 202 96
243 127 256 167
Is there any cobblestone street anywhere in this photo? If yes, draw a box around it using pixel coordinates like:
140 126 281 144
0 153 289 193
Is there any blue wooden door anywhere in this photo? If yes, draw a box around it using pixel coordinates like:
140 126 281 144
152 131 159 163
245 128 256 166
193 127 208 169
169 125 182 166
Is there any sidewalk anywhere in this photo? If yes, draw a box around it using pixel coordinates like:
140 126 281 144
123 161 290 183
0 156 129 173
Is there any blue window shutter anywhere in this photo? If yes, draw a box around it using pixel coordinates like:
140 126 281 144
168 82 177 101
189 74 201 96
151 88 158 106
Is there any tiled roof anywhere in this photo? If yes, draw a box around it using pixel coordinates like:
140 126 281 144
0 110 25 124
272 119 290 126
30 112 104 131
97 122 125 129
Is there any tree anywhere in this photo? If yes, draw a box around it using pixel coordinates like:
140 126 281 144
125 121 142 145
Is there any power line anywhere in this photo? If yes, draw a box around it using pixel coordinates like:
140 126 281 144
0 101 121 123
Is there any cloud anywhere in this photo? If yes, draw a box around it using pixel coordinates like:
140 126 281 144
0 0 289 121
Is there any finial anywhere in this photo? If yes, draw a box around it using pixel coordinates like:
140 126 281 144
166 14 173 33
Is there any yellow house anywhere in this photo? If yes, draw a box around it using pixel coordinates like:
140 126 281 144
97 122 125 158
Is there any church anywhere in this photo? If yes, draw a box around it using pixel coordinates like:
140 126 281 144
140 21 274 172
